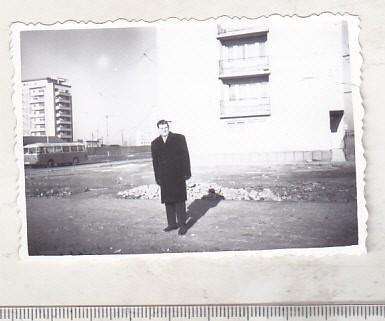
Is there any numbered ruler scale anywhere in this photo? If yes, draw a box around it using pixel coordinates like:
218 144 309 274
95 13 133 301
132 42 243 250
0 305 384 321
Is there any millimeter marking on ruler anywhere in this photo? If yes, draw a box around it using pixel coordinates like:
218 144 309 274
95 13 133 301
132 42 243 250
0 305 385 321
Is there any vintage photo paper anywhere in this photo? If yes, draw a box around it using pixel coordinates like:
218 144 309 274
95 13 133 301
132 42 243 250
12 15 366 259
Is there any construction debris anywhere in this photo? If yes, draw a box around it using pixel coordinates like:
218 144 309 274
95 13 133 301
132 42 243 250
117 180 282 201
117 184 160 199
33 187 72 198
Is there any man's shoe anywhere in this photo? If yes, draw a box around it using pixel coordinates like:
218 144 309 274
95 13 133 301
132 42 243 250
163 225 178 232
178 226 188 235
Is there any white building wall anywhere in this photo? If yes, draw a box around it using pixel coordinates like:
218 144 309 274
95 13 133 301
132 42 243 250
156 16 357 164
156 21 222 156
264 16 345 151
24 79 49 137
22 83 32 135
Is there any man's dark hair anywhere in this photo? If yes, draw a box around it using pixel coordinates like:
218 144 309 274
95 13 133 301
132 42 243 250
157 120 169 128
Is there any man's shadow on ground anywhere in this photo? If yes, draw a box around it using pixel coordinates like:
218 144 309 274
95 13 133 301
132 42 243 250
185 189 224 231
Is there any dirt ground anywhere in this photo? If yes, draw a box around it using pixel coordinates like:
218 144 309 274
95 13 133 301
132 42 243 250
23 160 358 255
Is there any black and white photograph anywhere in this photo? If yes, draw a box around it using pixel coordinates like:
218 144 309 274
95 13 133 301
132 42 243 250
13 15 365 257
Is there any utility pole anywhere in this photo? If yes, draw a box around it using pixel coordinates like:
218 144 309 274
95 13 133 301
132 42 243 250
106 115 109 145
121 128 124 146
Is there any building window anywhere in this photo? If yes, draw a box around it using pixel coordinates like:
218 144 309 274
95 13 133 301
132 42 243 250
329 110 344 133
218 26 270 119
221 77 270 118
46 146 54 153
32 124 45 129
29 87 44 95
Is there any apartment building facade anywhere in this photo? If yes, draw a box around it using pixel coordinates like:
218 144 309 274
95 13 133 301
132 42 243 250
155 16 359 165
217 26 270 120
22 77 73 142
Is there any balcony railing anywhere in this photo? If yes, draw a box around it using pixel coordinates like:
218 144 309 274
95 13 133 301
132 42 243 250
31 128 46 133
31 105 45 111
58 133 72 139
220 97 271 118
57 127 72 132
30 92 44 97
219 56 269 78
31 97 45 102
31 118 45 125
57 119 72 125
30 132 46 136
55 91 71 96
55 96 71 103
217 27 269 40
56 104 71 111
56 112 72 118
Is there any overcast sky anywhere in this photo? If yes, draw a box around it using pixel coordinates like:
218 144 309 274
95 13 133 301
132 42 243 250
21 27 157 144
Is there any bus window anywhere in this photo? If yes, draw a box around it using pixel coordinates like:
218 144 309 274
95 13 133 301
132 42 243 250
24 148 28 154
63 146 70 153
28 148 37 154
55 146 63 153
70 146 78 152
39 147 46 154
78 146 84 152
46 146 54 153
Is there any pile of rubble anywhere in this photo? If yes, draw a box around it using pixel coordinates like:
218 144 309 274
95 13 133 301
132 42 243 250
117 184 160 200
117 180 282 202
33 187 72 198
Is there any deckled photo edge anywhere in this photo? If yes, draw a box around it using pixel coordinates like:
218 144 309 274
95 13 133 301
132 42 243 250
12 14 367 261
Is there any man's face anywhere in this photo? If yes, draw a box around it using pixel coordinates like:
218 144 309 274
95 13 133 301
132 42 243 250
158 124 169 137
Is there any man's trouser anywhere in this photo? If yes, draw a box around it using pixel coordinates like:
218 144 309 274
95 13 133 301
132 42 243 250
165 202 186 227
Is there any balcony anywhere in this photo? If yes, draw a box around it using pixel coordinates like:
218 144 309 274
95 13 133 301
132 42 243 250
31 105 45 111
219 56 269 79
56 104 72 111
220 97 271 119
30 92 44 97
55 91 71 97
57 133 72 139
56 126 72 132
55 96 71 103
31 128 46 133
31 111 45 116
31 97 45 103
57 119 72 125
31 106 45 115
217 27 269 41
31 132 47 136
31 118 45 125
56 111 72 118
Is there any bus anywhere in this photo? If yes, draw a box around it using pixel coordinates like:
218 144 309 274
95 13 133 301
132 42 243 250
24 142 88 167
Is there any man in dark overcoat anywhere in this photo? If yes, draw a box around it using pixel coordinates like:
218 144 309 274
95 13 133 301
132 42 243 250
151 120 191 235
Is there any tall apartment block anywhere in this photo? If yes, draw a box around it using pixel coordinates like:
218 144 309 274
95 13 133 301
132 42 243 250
22 77 73 142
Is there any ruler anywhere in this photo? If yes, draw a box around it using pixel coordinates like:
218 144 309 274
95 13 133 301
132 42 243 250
0 305 385 321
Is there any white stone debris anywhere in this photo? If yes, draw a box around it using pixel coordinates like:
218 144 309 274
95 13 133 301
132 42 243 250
117 180 282 201
35 187 72 197
117 184 160 199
